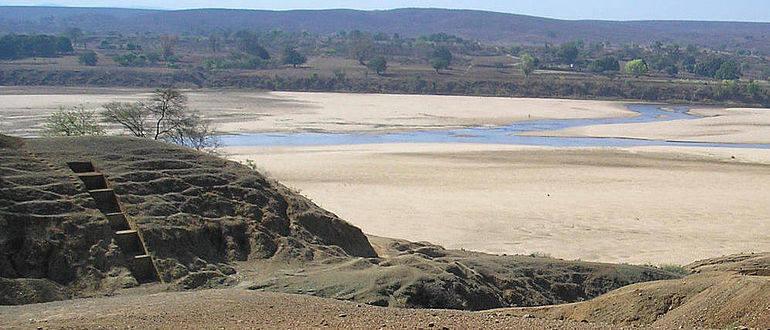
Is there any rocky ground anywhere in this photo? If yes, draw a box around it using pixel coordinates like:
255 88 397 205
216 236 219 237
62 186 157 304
1 289 645 329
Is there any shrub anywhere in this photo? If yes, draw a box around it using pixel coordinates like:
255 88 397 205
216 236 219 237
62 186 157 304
78 50 98 66
43 106 104 136
113 52 146 67
657 264 690 276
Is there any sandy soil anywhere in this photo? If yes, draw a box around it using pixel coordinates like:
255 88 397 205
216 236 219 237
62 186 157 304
211 92 635 134
527 106 770 144
0 289 631 329
225 143 770 265
0 87 633 136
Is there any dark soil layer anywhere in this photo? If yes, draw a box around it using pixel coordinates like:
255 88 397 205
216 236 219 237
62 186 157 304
0 135 678 309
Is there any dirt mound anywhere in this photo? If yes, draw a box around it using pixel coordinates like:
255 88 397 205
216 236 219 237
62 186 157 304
244 236 679 310
1 136 678 309
0 277 69 305
504 252 770 329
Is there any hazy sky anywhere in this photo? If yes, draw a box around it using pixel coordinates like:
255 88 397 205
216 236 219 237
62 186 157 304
2 0 769 22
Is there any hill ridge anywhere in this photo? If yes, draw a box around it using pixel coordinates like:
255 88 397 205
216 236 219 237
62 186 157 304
1 7 769 51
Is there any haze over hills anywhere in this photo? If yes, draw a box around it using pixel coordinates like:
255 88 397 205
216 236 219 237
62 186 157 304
1 6 769 52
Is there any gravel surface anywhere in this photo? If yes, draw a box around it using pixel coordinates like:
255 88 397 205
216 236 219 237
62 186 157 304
0 289 651 329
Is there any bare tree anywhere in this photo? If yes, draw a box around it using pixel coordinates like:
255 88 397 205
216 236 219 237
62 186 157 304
207 34 221 53
159 34 179 61
166 114 219 151
102 88 219 151
102 101 150 137
351 36 375 66
148 88 187 140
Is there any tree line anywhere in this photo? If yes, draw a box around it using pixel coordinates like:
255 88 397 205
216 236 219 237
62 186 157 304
523 40 752 80
0 34 74 59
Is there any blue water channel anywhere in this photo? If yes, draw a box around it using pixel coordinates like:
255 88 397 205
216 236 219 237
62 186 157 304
220 104 770 149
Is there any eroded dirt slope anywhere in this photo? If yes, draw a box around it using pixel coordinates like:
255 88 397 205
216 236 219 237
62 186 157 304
504 253 770 329
1 135 678 310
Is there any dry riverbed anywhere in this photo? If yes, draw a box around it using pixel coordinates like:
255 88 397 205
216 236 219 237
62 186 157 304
3 87 769 265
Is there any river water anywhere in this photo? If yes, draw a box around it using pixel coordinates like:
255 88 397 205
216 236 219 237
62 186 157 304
220 105 770 149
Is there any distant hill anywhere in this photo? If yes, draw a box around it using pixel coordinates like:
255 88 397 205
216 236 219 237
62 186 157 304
1 6 769 51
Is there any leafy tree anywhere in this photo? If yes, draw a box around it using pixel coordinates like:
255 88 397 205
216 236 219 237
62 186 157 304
625 59 649 77
144 52 162 64
557 42 579 64
714 60 741 80
425 32 463 43
56 37 73 53
43 106 104 136
587 56 619 72
431 58 450 73
281 47 306 68
125 42 141 51
373 32 390 41
695 58 725 78
747 81 760 95
682 56 697 73
664 65 679 77
520 54 538 78
236 31 270 59
31 35 58 57
78 50 98 66
0 35 17 59
113 52 146 67
0 34 72 59
432 46 453 66
367 56 387 75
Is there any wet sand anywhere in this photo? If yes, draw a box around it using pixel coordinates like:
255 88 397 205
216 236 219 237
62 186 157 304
528 107 770 144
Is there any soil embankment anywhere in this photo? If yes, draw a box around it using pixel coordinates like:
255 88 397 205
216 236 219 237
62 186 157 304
1 135 677 309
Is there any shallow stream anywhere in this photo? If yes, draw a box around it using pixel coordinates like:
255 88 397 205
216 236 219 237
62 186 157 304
220 105 770 149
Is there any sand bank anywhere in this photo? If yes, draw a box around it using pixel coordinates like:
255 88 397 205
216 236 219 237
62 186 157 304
0 88 633 136
526 106 770 145
225 143 770 265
